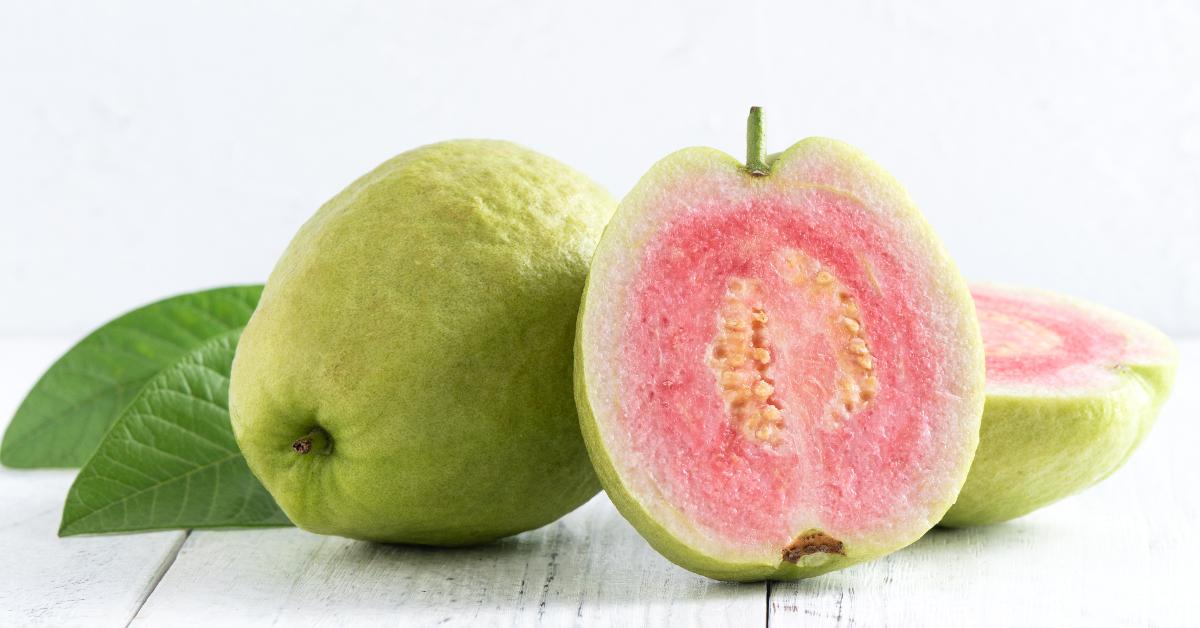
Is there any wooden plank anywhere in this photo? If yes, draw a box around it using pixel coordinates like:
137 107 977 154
134 495 766 627
0 339 189 628
768 340 1200 627
8 339 1197 625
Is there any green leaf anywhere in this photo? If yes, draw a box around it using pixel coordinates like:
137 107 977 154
59 329 291 536
1 285 263 468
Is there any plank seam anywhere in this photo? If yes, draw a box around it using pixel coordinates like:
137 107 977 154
765 580 772 627
125 529 191 627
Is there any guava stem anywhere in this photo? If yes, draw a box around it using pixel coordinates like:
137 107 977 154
292 427 331 455
745 106 769 176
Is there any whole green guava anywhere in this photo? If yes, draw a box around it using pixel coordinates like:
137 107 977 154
230 140 614 545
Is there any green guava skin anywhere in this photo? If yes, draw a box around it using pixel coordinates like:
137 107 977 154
575 139 984 581
941 295 1177 528
230 140 614 546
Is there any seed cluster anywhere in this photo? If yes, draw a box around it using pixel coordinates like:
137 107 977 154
833 291 878 416
780 250 879 423
709 279 784 444
708 251 882 443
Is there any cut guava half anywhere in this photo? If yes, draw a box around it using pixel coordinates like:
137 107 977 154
574 109 985 581
940 283 1178 527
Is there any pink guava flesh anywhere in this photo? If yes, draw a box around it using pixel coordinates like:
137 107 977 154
973 285 1158 391
619 188 966 547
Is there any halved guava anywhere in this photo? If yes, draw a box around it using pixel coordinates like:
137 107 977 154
940 284 1177 527
574 109 985 581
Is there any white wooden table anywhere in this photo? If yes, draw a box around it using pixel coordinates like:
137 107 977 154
2 337 1197 627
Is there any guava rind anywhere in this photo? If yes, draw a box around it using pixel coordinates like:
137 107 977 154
575 138 984 581
231 140 613 545
940 285 1177 527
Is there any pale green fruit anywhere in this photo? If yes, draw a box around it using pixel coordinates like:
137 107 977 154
940 284 1178 527
231 140 614 545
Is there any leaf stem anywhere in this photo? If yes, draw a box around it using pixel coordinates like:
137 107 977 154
746 106 769 176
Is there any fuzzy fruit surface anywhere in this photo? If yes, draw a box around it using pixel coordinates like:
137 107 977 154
940 284 1178 527
230 140 614 545
575 111 985 581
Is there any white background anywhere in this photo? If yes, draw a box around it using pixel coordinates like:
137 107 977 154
2 1 1198 337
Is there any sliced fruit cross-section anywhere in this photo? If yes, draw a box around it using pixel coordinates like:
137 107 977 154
575 109 986 581
941 284 1177 527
